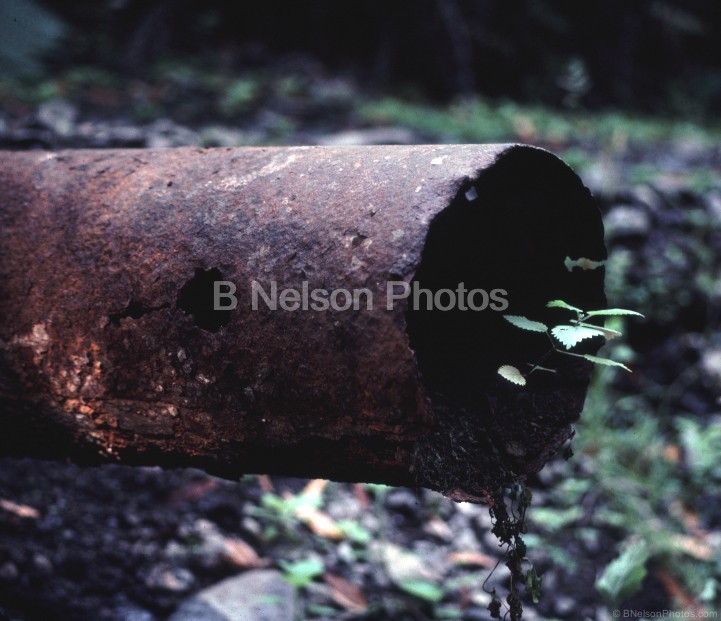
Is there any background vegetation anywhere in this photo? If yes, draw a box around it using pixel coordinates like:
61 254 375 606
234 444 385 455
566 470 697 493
7 0 721 117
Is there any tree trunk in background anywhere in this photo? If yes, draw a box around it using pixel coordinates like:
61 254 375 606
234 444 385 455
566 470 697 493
0 144 605 500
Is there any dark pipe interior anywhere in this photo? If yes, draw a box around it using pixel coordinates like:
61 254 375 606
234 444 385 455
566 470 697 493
406 147 606 412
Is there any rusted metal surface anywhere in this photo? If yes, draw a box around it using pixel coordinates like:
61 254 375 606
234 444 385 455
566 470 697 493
0 145 605 497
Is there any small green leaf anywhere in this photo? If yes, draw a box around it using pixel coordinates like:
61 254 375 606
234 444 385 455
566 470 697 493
337 519 371 545
582 354 631 372
551 325 607 348
503 315 548 332
398 579 444 602
279 558 324 587
524 567 543 604
699 578 717 602
546 299 583 313
596 540 649 603
306 604 339 617
584 308 644 318
498 365 527 386
261 493 285 510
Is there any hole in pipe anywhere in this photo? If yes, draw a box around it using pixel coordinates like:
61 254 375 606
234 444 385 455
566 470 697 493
177 267 232 332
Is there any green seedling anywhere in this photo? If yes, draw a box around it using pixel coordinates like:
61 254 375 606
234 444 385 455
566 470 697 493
498 300 644 386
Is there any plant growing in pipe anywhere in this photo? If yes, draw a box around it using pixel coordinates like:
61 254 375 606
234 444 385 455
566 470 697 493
497 299 644 386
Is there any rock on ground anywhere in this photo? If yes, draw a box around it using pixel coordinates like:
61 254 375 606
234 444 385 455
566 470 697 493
167 569 295 621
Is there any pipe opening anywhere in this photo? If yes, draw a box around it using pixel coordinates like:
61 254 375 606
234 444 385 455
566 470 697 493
406 147 606 412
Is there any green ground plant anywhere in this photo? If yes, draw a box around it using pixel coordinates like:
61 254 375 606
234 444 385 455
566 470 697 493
527 356 721 612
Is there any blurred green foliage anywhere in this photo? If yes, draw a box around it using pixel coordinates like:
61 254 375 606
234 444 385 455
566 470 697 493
11 0 721 118
529 356 721 609
360 97 720 146
220 78 261 116
596 540 650 604
5 0 721 121
0 0 65 78
279 557 324 587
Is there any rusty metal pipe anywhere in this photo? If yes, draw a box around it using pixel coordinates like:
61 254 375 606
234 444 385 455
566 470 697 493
0 145 605 498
